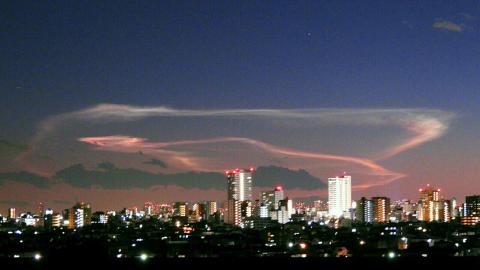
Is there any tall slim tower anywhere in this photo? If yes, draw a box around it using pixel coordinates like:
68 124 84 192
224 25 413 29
328 174 352 218
226 168 253 201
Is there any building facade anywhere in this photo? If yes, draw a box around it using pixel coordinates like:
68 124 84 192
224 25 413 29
328 175 352 218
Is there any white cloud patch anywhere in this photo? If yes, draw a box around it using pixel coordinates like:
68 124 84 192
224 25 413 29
433 20 465 32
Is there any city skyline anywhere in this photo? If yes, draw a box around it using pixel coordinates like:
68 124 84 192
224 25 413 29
2 1 480 212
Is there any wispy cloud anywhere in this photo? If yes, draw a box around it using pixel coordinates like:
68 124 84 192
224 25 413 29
433 20 465 32
19 104 455 190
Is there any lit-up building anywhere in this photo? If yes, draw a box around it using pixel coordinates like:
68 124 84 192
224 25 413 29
225 199 241 226
356 197 373 223
277 199 294 224
465 195 480 217
68 202 91 229
227 168 254 201
144 202 154 216
260 191 275 209
328 174 352 218
441 200 451 222
461 216 480 226
372 197 390 223
461 195 480 225
418 185 441 222
8 208 15 219
260 186 285 212
173 202 187 217
206 201 217 216
417 186 451 222
274 186 285 209
45 211 62 228
259 204 269 218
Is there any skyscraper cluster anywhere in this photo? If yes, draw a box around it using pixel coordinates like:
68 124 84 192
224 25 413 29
224 168 294 227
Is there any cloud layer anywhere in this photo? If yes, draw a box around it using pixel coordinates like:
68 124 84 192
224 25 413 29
15 104 455 191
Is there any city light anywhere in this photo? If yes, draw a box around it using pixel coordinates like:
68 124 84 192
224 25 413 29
34 253 42 261
140 253 148 261
299 242 307 249
388 251 395 259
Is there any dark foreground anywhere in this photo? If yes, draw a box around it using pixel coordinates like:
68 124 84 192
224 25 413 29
1 256 479 270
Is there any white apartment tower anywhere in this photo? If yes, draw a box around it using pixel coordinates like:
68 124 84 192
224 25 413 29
226 168 253 201
328 174 352 218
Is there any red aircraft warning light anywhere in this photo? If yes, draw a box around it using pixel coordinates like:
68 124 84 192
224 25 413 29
275 186 283 191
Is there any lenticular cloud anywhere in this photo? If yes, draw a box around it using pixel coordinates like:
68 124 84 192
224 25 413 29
18 104 455 190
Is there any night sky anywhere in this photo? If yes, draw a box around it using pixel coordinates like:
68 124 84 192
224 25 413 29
1 1 480 213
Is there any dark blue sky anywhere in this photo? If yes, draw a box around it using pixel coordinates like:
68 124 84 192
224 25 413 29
1 1 480 210
2 0 479 139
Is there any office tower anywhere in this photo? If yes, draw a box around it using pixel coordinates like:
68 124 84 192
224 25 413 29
372 197 391 223
206 201 217 216
465 195 480 216
225 200 241 226
451 197 458 219
195 202 207 221
440 200 451 222
8 208 16 219
173 202 187 217
260 191 275 210
356 197 373 223
274 186 285 209
277 199 292 224
68 202 91 229
226 168 253 201
328 174 352 218
260 186 285 211
418 185 441 222
461 195 480 225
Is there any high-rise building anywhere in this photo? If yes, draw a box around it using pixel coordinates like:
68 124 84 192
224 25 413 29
44 209 62 228
226 168 253 201
372 197 391 223
8 208 16 219
465 195 480 217
206 201 217 216
418 185 441 222
225 199 241 226
260 186 285 212
260 191 275 209
328 174 352 218
356 197 373 223
173 202 187 217
441 200 451 222
68 202 91 229
274 186 285 209
277 199 293 224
